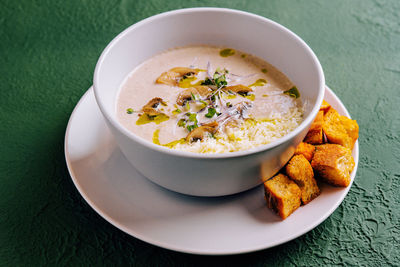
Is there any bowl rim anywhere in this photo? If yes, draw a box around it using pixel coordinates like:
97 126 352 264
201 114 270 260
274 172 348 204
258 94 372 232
93 7 325 159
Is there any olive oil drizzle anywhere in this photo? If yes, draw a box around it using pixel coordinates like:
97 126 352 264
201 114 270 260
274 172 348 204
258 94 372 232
136 113 170 125
249 79 267 87
219 48 235 57
153 129 185 148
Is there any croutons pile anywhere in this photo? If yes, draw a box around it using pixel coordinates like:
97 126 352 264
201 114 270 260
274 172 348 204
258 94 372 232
264 100 358 219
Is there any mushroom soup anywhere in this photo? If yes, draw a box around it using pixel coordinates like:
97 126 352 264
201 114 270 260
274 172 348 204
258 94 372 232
117 46 304 153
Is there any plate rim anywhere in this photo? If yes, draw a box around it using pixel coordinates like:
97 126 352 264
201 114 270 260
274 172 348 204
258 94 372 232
64 85 359 255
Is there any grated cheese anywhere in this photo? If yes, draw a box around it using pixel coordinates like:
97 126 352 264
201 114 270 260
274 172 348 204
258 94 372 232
173 104 303 153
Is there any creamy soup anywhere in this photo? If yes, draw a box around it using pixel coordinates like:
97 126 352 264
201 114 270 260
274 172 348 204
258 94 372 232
117 46 304 153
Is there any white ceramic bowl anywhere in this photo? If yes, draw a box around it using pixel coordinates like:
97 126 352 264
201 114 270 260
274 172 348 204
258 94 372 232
93 8 325 197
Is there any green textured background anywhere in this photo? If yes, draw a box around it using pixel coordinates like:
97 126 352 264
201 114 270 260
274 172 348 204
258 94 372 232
1 0 399 266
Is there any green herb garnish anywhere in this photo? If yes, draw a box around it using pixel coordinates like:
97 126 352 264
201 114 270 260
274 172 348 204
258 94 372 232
205 107 217 118
186 125 198 132
215 75 227 88
177 119 186 127
213 70 228 88
126 108 134 114
283 86 300 98
201 69 228 88
261 68 268 73
201 78 214 86
172 108 182 115
177 113 199 131
187 113 197 122
199 100 208 109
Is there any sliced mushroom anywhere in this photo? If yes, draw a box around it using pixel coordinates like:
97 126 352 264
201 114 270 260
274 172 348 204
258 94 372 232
142 97 166 116
156 67 199 86
186 121 219 142
176 86 211 105
224 84 253 95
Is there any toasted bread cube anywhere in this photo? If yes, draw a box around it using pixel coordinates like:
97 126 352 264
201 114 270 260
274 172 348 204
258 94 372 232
311 144 355 187
304 111 324 144
323 108 359 149
294 142 315 161
339 115 359 144
320 100 331 113
285 155 320 204
264 174 301 219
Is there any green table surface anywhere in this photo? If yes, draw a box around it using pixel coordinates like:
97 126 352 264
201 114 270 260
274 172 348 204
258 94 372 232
1 0 399 266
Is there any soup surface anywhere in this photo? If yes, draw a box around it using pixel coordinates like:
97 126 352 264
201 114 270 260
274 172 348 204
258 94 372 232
117 46 304 153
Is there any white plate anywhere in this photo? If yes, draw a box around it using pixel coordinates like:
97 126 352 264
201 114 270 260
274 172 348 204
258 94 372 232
65 86 358 255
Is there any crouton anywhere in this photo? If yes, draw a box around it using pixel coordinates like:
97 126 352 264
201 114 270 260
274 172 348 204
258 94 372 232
320 100 331 113
304 110 324 144
294 142 315 161
264 174 301 219
285 155 320 204
323 108 359 149
339 115 359 144
311 144 355 187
